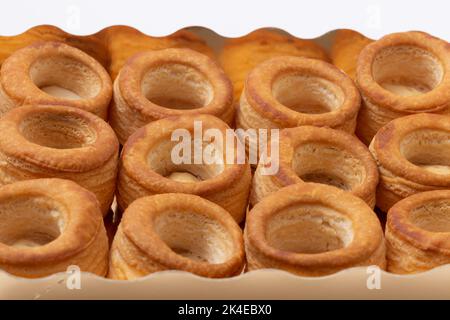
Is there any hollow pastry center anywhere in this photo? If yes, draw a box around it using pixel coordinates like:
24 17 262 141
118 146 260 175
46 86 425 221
372 45 443 96
19 112 97 149
272 73 345 114
291 142 366 191
0 196 65 247
141 63 214 110
266 205 353 254
154 211 234 263
400 129 450 175
409 199 450 232
147 136 225 182
30 56 101 99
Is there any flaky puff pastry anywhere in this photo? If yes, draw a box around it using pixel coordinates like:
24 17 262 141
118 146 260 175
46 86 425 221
330 29 373 79
0 41 112 119
0 25 109 68
0 179 108 278
236 56 361 140
356 31 450 145
386 190 450 274
109 48 234 144
99 26 213 80
245 183 386 276
0 105 119 216
219 29 329 101
109 193 245 280
251 126 378 208
370 113 450 213
117 114 251 223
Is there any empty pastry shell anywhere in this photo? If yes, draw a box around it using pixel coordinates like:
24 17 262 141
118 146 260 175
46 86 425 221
370 113 450 213
245 183 386 276
117 114 251 223
236 56 361 134
0 41 112 119
219 29 329 101
251 126 378 208
386 190 450 274
109 48 234 144
108 193 245 280
0 178 109 278
0 105 119 216
356 31 450 145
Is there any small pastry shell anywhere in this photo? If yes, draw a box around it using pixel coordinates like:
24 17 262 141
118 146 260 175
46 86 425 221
109 48 233 144
245 183 386 276
251 125 378 208
356 31 450 145
386 190 450 274
0 178 108 278
0 105 119 216
0 41 112 119
117 114 251 223
109 193 245 280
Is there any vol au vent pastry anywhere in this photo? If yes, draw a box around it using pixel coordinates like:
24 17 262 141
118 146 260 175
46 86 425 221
245 183 386 276
109 48 234 144
370 113 450 213
0 179 108 278
99 26 214 80
0 105 119 216
330 29 374 79
386 190 450 274
109 193 245 280
236 56 361 137
117 114 251 223
219 29 329 101
356 31 450 145
0 41 112 119
251 126 378 208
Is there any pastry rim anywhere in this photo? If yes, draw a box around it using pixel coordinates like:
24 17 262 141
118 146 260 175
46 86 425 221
371 113 450 187
387 189 450 254
356 31 450 113
0 41 112 115
244 56 360 128
121 114 247 195
118 48 233 119
120 193 245 277
272 125 379 201
246 183 383 269
0 104 119 172
0 178 103 266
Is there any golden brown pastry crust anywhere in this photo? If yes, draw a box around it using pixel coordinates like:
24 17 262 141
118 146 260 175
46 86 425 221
356 31 450 145
0 178 108 278
117 114 251 223
109 48 234 144
251 126 378 208
0 41 112 119
219 29 329 101
386 190 450 274
109 193 245 280
0 25 109 69
99 26 214 80
245 183 386 276
0 105 119 216
330 29 373 79
236 56 361 134
370 113 450 213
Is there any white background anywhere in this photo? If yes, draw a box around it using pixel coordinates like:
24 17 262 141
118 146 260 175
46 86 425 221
0 0 447 39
